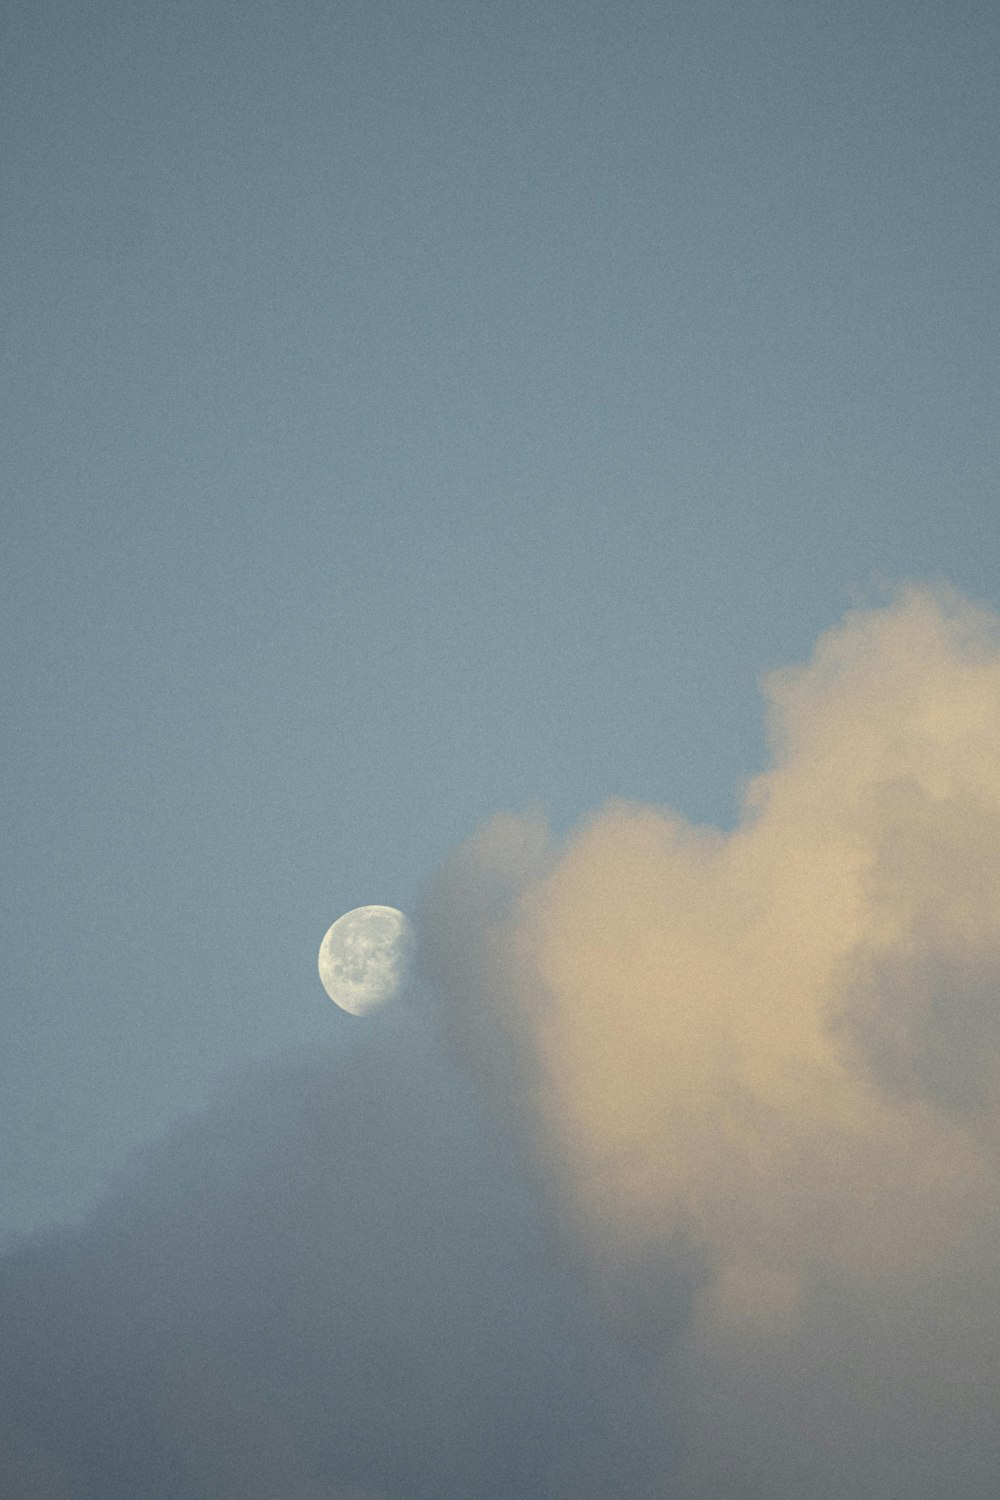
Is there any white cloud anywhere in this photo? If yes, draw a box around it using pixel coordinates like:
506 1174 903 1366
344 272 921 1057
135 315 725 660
423 583 1000 1497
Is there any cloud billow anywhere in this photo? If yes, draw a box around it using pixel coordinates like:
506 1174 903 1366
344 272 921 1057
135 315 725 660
422 584 1000 1499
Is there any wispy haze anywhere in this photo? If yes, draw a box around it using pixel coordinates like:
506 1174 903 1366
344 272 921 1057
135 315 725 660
1 1020 672 1496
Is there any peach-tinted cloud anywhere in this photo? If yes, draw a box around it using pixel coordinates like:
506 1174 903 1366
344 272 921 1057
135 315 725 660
423 584 1000 1497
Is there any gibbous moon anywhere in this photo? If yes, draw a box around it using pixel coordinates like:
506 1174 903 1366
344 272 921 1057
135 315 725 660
318 905 414 1016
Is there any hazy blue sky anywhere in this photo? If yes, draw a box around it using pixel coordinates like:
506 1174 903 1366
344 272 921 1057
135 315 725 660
5 0 997 1238
2 3 999 1494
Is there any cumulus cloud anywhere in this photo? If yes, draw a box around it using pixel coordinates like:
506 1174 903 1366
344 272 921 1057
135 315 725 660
422 584 1000 1498
0 1018 669 1498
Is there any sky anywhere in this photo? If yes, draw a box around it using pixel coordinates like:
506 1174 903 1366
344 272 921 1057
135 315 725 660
2 1 999 1495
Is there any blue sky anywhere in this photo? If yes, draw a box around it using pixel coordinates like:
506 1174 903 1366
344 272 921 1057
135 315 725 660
3 0 998 1243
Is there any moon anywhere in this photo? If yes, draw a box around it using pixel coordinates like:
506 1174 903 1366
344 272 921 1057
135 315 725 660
317 905 414 1016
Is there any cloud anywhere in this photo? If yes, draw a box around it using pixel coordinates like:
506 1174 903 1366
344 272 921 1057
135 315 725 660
0 1017 671 1498
422 584 1000 1498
